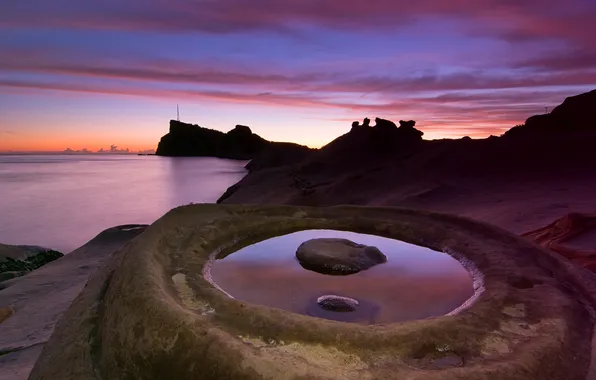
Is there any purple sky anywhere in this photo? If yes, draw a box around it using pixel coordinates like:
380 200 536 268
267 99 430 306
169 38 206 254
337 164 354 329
1 0 595 151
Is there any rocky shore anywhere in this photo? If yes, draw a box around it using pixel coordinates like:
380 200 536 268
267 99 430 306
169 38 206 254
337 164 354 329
0 225 147 380
2 89 596 379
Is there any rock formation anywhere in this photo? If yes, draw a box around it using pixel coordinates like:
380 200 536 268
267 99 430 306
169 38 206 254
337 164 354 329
156 120 268 159
316 295 359 312
503 89 596 138
522 213 596 272
156 120 316 167
29 204 596 380
296 238 387 275
218 89 596 208
244 142 313 172
0 244 63 282
0 225 147 379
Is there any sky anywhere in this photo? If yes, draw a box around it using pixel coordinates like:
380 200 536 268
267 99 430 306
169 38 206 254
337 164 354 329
1 0 595 151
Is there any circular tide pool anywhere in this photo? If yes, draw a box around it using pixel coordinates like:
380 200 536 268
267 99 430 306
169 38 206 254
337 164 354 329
209 229 474 324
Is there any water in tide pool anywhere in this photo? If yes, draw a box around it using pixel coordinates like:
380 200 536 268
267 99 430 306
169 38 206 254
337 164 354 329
0 155 247 252
209 230 475 325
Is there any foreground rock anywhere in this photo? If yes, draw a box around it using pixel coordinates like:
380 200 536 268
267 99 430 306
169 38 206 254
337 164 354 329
29 204 596 379
296 238 387 275
0 244 63 283
0 224 147 380
523 213 596 271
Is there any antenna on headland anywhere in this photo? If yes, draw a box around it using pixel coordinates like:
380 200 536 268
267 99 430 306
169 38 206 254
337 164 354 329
545 106 549 114
177 104 180 121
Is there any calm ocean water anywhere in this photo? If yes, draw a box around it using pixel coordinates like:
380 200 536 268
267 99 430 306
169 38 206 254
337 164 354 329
0 155 247 252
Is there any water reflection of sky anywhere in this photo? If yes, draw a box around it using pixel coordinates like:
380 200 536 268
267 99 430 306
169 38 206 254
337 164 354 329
220 229 465 275
211 230 474 324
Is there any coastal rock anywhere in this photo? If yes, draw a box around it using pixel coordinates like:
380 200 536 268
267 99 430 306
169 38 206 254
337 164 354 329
244 142 314 172
155 120 268 159
504 89 596 138
316 295 359 312
0 244 63 282
29 204 596 380
399 120 416 129
1 224 148 380
296 238 387 275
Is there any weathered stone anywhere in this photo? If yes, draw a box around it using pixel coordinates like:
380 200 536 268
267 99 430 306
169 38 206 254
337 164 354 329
296 238 387 275
317 295 359 312
29 204 596 380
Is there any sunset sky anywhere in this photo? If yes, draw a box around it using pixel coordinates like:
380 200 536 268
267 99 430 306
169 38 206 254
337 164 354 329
1 0 595 152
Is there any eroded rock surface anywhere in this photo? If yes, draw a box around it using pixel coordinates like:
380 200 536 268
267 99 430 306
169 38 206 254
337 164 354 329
296 238 387 275
28 205 596 380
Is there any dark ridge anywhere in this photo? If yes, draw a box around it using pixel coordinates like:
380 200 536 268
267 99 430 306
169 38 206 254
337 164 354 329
503 89 596 138
156 120 268 159
216 88 596 206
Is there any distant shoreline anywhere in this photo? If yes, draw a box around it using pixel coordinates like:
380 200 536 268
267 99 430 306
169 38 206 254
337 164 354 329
0 152 153 156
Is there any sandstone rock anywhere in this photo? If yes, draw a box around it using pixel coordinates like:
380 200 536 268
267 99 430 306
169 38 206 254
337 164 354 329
296 238 387 275
28 204 596 380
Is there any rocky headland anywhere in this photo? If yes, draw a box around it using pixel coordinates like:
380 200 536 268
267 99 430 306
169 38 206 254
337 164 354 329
156 120 312 160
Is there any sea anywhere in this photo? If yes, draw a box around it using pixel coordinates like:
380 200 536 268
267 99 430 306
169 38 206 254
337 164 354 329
0 154 248 253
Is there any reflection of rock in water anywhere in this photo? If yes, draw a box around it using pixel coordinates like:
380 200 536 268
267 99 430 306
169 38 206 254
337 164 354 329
305 294 380 324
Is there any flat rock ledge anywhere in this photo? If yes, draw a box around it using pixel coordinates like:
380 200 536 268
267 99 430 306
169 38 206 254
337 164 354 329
29 204 596 380
296 238 387 275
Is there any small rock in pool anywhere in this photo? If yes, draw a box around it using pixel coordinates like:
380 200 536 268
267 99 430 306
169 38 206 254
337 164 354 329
317 295 359 312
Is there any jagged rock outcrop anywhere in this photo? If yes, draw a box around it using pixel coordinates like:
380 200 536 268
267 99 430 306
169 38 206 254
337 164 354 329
156 120 268 159
321 117 424 159
503 89 596 138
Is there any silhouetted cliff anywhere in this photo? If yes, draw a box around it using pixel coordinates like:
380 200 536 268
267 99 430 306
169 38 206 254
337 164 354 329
156 120 268 159
217 89 596 206
503 89 596 138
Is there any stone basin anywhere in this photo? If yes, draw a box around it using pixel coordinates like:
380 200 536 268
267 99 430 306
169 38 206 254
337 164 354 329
29 204 596 380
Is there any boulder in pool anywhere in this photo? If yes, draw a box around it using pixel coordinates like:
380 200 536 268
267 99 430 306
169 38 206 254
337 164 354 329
296 238 387 275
